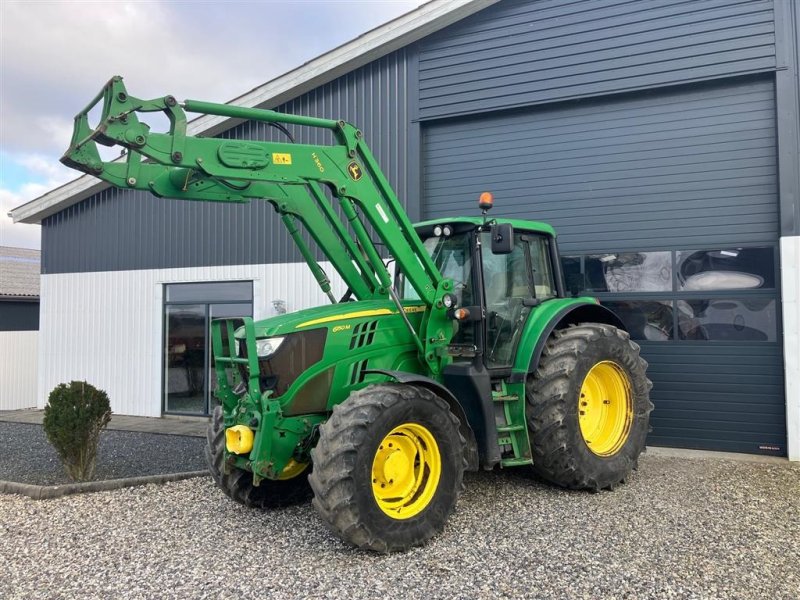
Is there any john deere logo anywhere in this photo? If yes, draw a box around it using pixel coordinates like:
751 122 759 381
347 161 363 181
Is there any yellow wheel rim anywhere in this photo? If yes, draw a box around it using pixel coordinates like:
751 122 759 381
578 361 633 457
371 422 441 520
276 458 308 480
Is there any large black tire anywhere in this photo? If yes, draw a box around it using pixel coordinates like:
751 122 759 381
527 323 653 491
205 406 312 508
309 383 466 552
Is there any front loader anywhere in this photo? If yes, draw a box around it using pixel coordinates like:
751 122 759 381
61 77 653 552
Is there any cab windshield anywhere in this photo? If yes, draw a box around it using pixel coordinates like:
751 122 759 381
400 233 473 307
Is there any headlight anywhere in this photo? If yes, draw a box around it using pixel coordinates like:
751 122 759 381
256 337 285 358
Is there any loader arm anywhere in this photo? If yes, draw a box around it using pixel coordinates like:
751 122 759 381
61 76 455 374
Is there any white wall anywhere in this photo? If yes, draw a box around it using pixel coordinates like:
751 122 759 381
37 262 344 417
0 330 38 410
781 236 800 461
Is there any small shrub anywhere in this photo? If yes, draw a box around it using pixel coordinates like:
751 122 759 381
43 381 112 482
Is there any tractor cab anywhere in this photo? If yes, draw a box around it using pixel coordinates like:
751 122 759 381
404 214 562 370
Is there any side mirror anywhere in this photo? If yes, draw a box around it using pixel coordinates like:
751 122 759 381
491 223 514 254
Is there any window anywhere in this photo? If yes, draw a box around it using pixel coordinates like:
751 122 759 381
601 301 674 341
564 246 777 344
678 299 777 342
400 233 473 307
584 252 672 293
677 247 775 291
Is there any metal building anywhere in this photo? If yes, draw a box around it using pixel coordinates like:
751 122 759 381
0 247 40 410
10 0 800 459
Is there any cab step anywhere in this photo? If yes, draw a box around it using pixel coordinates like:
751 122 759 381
492 394 519 403
501 457 533 467
496 424 526 433
492 382 531 465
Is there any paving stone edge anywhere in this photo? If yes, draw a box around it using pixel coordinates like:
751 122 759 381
0 470 210 500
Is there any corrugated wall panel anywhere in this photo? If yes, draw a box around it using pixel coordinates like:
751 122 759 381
418 0 776 119
42 49 410 274
0 331 38 410
424 77 778 252
37 263 346 417
642 343 786 453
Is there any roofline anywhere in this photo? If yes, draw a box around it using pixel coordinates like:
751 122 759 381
10 0 498 225
0 295 40 302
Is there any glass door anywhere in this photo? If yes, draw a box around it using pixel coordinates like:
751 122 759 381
165 304 207 414
163 281 253 415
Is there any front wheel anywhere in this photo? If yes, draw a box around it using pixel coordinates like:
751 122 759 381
309 383 466 552
527 323 653 490
205 406 312 508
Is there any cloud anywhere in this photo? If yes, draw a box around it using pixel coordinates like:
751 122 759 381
1 187 42 250
1 0 425 154
0 0 427 249
1 152 76 249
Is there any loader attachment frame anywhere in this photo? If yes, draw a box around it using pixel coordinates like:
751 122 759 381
62 76 456 375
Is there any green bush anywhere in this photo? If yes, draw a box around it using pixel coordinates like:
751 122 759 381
43 381 112 482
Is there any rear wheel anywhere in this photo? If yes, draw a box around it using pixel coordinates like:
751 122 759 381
205 406 312 508
527 323 652 490
309 383 466 552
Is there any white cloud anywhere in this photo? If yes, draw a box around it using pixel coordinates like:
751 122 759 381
0 0 427 250
1 0 425 153
1 187 42 250
1 152 76 249
16 153 73 182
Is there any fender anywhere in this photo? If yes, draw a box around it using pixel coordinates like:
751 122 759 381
363 369 480 470
508 299 626 384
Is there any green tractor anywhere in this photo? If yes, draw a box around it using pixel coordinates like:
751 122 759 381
62 77 653 552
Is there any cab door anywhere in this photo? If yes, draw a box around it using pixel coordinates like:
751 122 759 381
481 231 556 368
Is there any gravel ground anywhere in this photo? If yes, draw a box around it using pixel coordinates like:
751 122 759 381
0 454 797 599
0 422 206 485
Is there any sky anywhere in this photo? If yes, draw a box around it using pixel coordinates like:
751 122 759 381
0 0 427 249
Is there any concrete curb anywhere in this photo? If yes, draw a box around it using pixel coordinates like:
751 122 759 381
0 470 209 500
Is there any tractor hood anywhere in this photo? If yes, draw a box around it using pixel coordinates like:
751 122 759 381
234 300 427 340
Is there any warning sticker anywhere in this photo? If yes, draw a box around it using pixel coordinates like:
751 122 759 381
272 153 292 165
347 161 363 181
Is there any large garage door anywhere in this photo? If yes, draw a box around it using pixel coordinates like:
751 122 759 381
423 76 786 455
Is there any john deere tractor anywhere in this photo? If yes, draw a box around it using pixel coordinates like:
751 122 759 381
62 77 653 552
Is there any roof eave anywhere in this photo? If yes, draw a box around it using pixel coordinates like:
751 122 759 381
0 295 40 302
10 0 498 225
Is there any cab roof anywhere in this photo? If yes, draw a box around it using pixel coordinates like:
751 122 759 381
414 216 557 237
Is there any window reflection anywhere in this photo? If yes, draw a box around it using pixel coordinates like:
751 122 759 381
677 298 777 342
585 252 672 293
677 247 775 291
601 301 674 341
561 256 583 295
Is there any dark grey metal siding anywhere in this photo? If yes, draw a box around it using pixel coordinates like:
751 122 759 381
42 50 411 274
423 76 778 251
423 76 785 455
0 300 39 331
418 0 776 120
640 343 785 453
